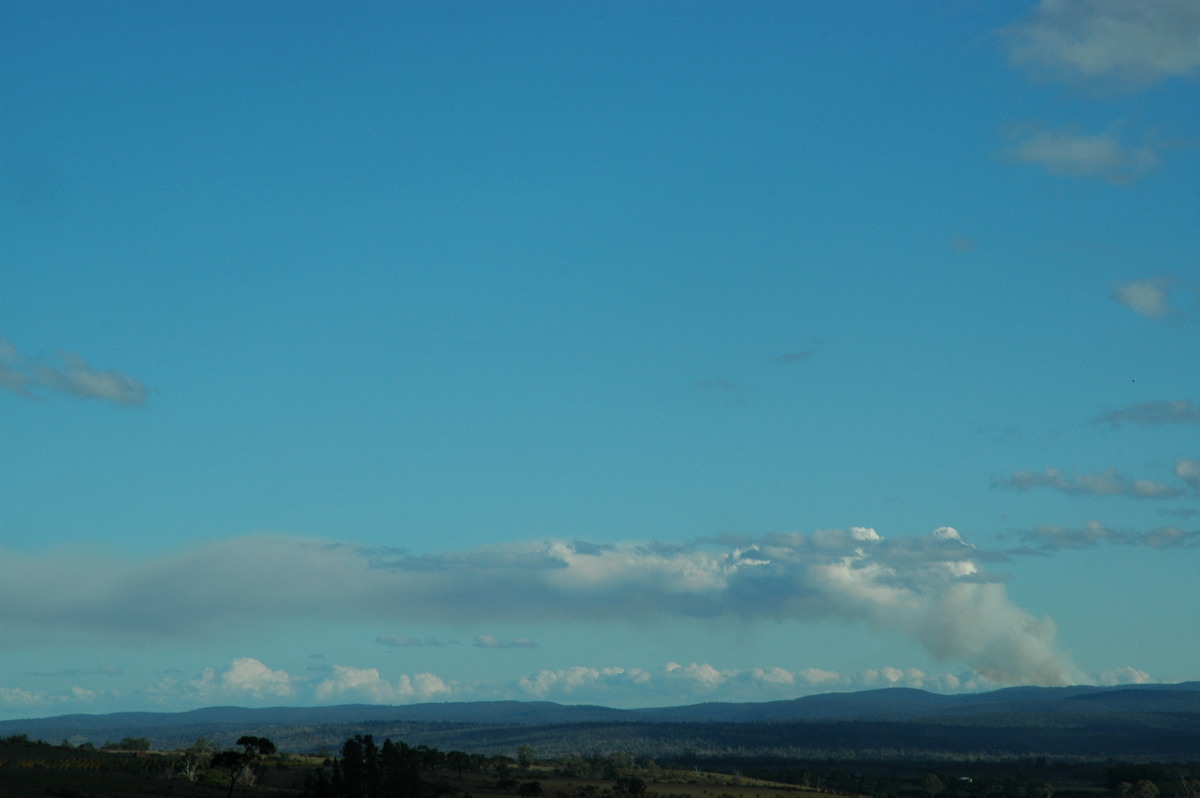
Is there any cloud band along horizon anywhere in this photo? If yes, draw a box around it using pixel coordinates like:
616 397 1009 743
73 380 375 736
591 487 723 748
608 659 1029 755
0 527 1086 687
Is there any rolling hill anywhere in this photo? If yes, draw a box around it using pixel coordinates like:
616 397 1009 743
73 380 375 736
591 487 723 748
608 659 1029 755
3 682 1198 760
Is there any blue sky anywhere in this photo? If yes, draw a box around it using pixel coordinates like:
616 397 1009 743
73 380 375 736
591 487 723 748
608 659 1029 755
2 0 1198 719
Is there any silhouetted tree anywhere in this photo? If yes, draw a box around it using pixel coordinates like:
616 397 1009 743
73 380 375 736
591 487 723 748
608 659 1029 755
212 735 276 798
446 749 471 778
327 734 426 798
381 738 423 798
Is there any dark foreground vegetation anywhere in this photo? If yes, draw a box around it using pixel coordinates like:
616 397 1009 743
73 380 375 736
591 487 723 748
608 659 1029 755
2 731 1199 798
3 688 1199 797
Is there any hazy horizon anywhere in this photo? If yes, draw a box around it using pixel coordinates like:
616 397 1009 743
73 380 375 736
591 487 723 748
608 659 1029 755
2 0 1198 722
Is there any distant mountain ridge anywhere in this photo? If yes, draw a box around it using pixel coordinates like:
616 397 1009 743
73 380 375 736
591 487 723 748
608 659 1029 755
3 682 1198 758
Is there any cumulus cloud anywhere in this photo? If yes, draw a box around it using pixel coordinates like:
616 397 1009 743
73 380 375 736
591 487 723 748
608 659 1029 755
0 338 147 406
1007 127 1159 183
1012 519 1200 551
220 657 294 697
1004 0 1200 90
149 657 294 705
995 466 1185 499
314 665 452 703
1093 399 1200 426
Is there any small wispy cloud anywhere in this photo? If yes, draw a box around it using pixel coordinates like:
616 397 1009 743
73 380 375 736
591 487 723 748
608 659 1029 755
1006 127 1159 184
0 338 147 406
1003 0 1200 91
775 350 816 365
995 466 1186 499
1159 507 1199 518
376 634 454 648
1011 519 1200 552
474 635 539 649
0 685 106 711
1176 459 1200 493
692 377 738 391
1112 276 1173 318
25 666 123 678
1093 399 1200 426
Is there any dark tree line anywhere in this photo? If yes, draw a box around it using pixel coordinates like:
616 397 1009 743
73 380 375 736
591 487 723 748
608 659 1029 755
305 734 437 798
303 735 529 798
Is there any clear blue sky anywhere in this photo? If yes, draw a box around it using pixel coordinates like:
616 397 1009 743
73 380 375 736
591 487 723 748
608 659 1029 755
2 0 1198 719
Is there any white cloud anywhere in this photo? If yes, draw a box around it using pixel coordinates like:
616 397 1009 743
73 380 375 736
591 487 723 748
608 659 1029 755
861 666 926 687
1008 128 1158 183
315 665 452 703
517 666 641 699
0 338 147 406
797 667 842 685
474 634 505 648
508 661 1104 705
314 665 391 702
513 662 845 703
146 657 293 706
0 686 52 709
667 662 727 691
0 528 1086 687
220 657 294 698
1004 0 1200 90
